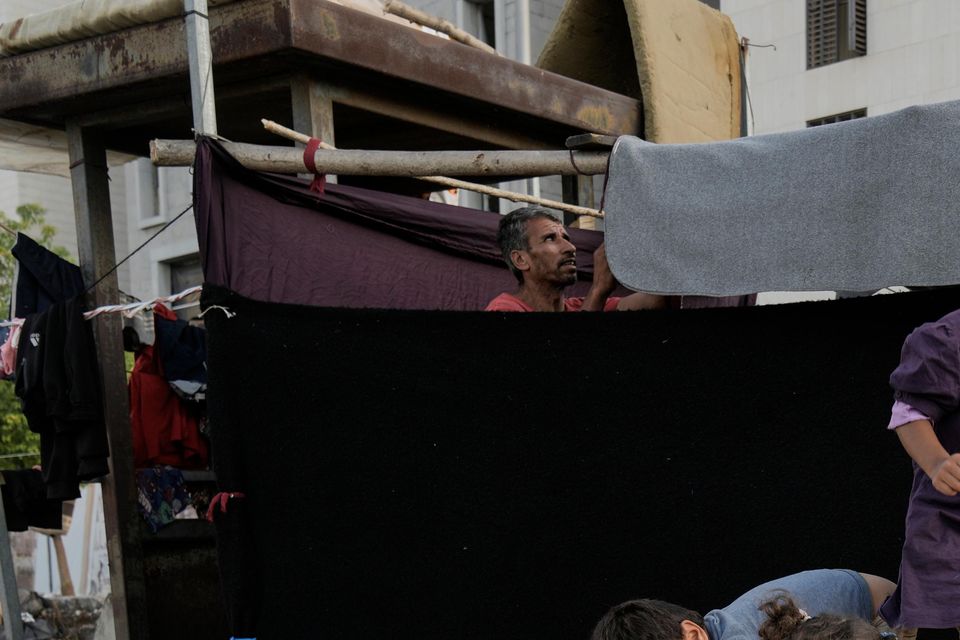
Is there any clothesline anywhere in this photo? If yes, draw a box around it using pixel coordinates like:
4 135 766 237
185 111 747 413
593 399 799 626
83 285 202 320
0 285 203 327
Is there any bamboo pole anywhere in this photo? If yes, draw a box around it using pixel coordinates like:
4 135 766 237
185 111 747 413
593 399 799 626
384 0 498 56
260 119 603 218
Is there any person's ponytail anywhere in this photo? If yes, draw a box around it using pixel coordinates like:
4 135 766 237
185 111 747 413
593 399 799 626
759 594 808 640
757 592 880 640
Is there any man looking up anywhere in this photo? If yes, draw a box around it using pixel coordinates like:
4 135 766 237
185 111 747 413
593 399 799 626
484 206 664 312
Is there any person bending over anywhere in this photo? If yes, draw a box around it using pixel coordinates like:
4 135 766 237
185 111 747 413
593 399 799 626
485 206 664 312
591 569 896 640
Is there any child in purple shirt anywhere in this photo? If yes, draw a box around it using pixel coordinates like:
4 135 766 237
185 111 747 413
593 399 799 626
880 309 960 632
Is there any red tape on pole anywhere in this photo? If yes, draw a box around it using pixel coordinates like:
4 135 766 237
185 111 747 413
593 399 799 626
303 137 327 194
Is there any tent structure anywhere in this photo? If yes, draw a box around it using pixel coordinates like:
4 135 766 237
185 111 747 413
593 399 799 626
190 138 956 638
5 0 954 637
0 1 671 637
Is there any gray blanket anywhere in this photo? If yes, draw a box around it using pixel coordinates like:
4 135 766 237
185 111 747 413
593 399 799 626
604 100 960 296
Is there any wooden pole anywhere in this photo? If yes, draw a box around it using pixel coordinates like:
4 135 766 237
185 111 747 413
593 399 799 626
79 485 96 595
261 119 603 217
0 485 24 640
384 0 498 55
68 121 147 640
151 140 609 217
290 76 337 184
51 536 75 597
151 139 608 176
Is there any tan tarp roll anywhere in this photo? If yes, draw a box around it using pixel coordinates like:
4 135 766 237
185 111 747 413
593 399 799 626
0 0 415 58
0 0 232 57
538 0 741 143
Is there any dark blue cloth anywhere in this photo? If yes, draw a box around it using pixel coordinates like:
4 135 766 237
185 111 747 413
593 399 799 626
155 315 207 384
10 233 84 318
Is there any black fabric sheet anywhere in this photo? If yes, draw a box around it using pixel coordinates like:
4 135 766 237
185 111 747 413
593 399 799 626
10 232 84 319
0 470 62 531
202 284 960 640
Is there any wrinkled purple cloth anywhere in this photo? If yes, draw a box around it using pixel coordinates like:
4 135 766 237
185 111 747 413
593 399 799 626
192 138 752 310
880 308 960 629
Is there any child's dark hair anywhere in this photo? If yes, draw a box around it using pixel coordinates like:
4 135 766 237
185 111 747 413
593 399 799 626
758 593 880 640
590 598 705 640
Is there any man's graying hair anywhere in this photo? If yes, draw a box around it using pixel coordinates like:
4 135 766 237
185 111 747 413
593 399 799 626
496 206 562 284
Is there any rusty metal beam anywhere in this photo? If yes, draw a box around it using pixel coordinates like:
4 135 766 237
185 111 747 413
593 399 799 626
287 0 641 136
71 77 290 130
0 0 289 115
314 82 555 151
0 0 641 140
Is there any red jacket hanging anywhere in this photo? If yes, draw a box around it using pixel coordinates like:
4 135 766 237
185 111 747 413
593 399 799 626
129 305 208 469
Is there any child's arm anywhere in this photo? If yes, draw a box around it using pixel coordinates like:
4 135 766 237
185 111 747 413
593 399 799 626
895 418 960 496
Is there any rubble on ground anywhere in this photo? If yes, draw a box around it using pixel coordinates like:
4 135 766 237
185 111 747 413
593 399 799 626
14 591 105 640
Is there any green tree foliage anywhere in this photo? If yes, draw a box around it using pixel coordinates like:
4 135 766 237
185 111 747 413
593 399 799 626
0 204 72 470
0 382 38 469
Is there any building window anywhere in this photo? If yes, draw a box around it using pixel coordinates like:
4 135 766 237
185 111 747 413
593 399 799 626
129 158 162 228
807 108 867 127
807 0 866 69
460 0 495 47
168 255 203 320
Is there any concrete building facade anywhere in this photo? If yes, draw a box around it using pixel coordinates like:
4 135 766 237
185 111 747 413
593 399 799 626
723 0 960 134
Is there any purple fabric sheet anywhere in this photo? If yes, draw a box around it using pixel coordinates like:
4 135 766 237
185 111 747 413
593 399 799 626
192 139 607 310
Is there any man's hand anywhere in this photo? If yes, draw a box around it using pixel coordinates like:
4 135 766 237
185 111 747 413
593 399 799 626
591 243 618 297
579 243 618 311
583 242 667 311
930 454 960 496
